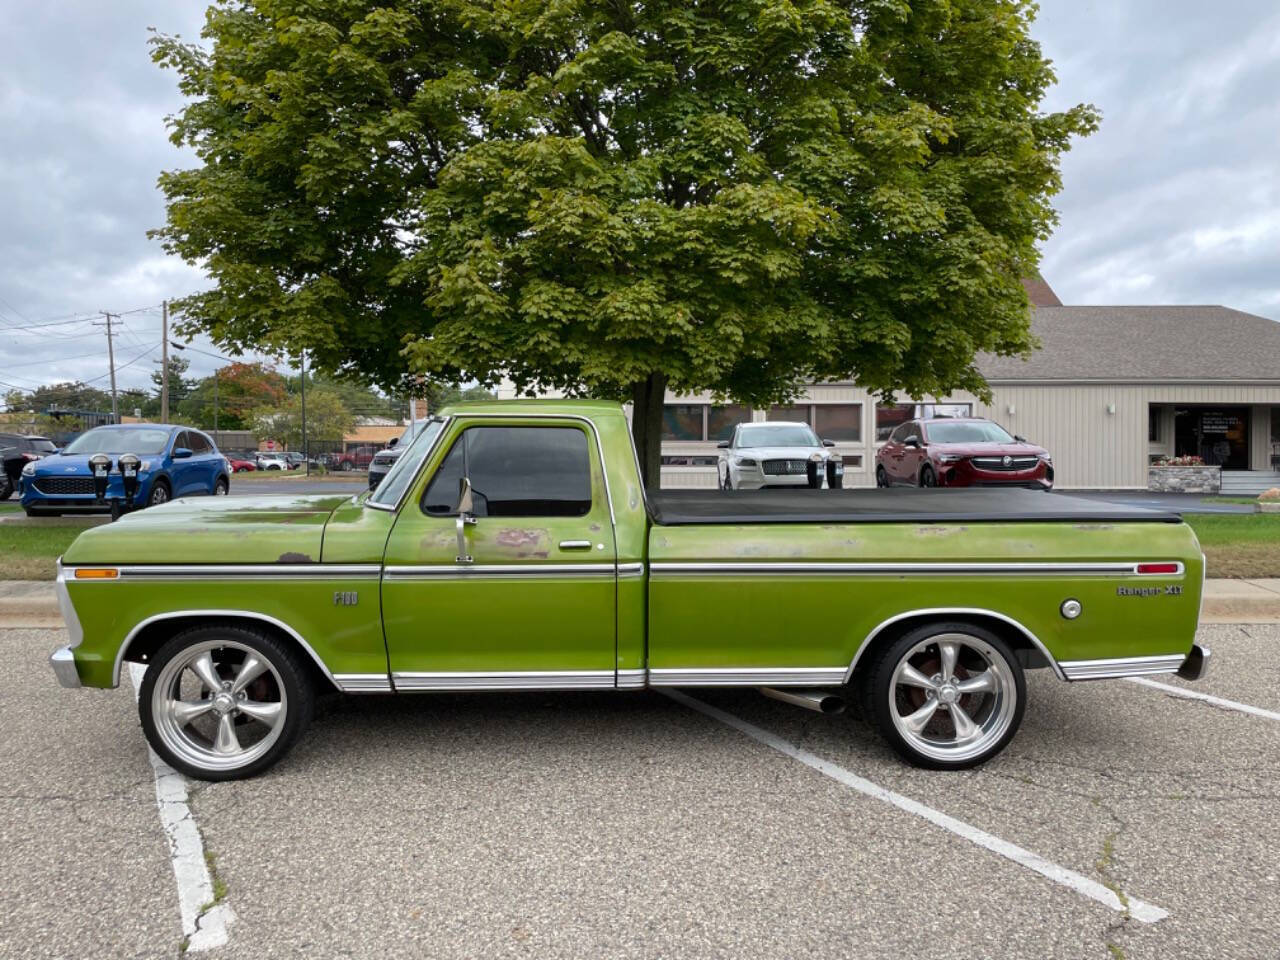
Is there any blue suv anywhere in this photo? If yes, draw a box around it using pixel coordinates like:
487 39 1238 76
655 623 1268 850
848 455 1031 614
20 424 230 517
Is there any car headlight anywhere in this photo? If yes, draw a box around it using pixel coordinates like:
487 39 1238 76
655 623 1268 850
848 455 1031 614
937 454 963 464
735 457 758 468
21 461 36 477
138 459 154 472
1042 454 1052 463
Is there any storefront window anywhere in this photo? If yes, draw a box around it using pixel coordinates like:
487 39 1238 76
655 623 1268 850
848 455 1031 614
707 405 752 441
767 404 811 424
662 405 703 441
814 404 862 442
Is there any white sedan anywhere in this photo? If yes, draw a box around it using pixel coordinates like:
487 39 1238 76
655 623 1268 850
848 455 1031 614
717 421 844 490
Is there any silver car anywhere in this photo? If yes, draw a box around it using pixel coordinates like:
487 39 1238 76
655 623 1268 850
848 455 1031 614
717 421 843 490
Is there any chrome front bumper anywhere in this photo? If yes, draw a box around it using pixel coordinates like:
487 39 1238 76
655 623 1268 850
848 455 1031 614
50 646 81 688
1176 643 1211 681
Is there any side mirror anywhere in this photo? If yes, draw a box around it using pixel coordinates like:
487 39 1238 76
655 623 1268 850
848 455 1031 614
822 439 836 447
716 440 730 449
1014 434 1027 442
905 436 921 448
388 437 399 448
173 447 193 459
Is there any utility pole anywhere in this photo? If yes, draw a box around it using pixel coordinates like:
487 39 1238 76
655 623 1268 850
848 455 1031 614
160 301 169 422
95 312 120 423
213 369 219 433
300 350 308 476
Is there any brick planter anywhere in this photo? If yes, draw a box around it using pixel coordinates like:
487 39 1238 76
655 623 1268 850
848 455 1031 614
1148 465 1221 494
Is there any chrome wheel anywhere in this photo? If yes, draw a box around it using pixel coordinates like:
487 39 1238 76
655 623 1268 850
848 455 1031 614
887 632 1017 764
149 640 287 774
214 478 229 495
148 482 170 506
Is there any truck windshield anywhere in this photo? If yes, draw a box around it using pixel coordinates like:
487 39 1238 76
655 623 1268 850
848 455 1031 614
737 425 819 448
927 421 1014 444
367 418 445 507
63 427 172 456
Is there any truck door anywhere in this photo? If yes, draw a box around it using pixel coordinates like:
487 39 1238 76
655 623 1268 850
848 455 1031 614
380 420 619 690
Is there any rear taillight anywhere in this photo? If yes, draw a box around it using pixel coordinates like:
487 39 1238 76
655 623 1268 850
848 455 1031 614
1136 563 1180 575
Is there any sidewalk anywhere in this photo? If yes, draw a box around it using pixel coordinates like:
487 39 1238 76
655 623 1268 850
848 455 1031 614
5 579 1280 629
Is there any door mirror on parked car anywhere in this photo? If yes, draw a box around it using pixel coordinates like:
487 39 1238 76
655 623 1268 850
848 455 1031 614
822 439 836 447
456 476 474 516
388 437 399 448
716 440 731 449
904 436 921 448
1014 434 1026 442
172 447 193 459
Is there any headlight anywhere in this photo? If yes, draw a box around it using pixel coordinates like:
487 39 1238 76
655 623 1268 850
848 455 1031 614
138 459 154 472
21 461 36 477
735 457 758 467
937 454 963 464
1041 454 1052 463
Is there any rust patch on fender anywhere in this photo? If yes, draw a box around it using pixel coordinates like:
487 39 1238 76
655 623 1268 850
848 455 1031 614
277 551 314 563
496 528 544 548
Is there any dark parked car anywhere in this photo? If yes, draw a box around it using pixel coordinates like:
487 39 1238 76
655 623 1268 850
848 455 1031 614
368 421 432 490
0 433 58 499
875 417 1053 490
19 424 230 516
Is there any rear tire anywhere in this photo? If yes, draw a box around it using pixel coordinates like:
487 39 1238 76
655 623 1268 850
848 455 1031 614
875 465 889 488
0 476 12 500
213 476 229 496
138 624 315 781
859 622 1025 770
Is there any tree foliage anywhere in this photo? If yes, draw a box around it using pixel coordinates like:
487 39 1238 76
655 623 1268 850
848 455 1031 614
253 387 354 447
179 361 287 430
154 0 1096 483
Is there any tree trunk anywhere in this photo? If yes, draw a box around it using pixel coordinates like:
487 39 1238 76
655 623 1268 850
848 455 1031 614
629 372 667 490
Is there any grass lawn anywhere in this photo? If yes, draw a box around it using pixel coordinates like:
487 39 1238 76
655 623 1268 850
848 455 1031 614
1200 496 1262 506
1185 513 1280 579
0 521 92 580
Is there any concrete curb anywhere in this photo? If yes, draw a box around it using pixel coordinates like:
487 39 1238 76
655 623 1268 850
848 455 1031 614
6 579 1280 629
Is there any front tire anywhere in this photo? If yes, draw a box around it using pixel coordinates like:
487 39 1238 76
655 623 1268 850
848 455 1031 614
859 622 1025 770
146 479 171 507
138 624 315 781
919 465 937 488
875 465 889 488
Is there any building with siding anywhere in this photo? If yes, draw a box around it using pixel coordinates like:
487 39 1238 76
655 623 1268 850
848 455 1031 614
501 279 1280 492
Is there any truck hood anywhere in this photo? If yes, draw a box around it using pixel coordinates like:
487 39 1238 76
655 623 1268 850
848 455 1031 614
61 493 354 566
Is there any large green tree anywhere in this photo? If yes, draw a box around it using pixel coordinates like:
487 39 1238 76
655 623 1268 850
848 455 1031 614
153 0 1095 484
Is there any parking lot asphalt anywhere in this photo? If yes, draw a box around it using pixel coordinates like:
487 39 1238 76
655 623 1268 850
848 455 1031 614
3 623 1277 959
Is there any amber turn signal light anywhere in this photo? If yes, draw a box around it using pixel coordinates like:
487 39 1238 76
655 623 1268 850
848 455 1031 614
73 568 119 580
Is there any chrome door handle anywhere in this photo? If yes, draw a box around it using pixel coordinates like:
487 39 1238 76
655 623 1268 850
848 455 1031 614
558 540 592 550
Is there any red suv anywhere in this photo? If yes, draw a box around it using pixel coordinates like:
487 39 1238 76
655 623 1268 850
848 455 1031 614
875 417 1053 490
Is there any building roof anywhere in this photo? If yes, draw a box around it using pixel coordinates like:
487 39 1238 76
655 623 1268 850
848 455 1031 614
978 305 1280 381
1020 275 1062 307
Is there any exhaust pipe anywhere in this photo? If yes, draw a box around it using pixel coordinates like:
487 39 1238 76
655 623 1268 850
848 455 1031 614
758 687 846 715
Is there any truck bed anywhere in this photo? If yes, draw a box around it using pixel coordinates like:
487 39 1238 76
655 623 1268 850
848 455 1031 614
648 488 1180 525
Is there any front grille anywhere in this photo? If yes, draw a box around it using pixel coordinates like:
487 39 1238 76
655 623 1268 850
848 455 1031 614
34 476 96 495
372 455 396 467
762 459 809 476
971 456 1040 472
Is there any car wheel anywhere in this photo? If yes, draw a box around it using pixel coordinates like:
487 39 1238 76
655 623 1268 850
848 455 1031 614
138 624 315 781
23 506 44 518
340 461 353 472
0 476 12 500
919 465 937 487
213 477 229 496
859 622 1025 770
147 479 171 507
875 465 889 488
720 465 733 491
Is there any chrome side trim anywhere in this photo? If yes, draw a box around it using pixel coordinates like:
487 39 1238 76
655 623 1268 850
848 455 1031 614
616 562 645 579
648 667 847 687
54 558 84 649
66 564 383 581
616 668 647 689
392 670 617 691
848 608 1067 682
1059 654 1187 681
333 673 393 693
383 563 617 580
113 609 339 689
650 561 1183 577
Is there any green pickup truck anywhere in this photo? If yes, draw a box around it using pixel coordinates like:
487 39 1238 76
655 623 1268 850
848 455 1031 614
51 400 1209 780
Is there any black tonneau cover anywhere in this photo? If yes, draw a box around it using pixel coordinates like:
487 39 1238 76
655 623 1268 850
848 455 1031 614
649 488 1181 525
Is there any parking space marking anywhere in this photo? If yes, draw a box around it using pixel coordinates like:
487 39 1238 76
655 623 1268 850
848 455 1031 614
1126 676 1280 721
663 689 1169 924
128 664 234 951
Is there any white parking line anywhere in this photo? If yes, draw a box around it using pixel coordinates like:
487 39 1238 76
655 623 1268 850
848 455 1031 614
129 664 234 951
1126 676 1280 721
663 689 1169 924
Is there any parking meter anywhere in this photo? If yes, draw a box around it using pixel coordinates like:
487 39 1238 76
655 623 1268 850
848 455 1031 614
806 454 824 489
826 456 844 489
118 454 140 506
89 454 111 503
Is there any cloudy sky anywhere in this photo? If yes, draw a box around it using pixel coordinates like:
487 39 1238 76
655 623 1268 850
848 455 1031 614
1 0 1277 399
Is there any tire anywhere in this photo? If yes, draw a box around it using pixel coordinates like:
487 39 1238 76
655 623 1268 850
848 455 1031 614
0 476 12 500
859 622 1025 770
213 476 229 496
23 506 44 518
919 465 937 488
340 461 353 472
138 624 315 781
875 465 889 488
146 479 171 507
720 466 733 491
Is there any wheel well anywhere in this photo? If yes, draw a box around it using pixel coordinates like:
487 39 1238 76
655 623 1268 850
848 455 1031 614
849 611 1058 683
119 614 339 692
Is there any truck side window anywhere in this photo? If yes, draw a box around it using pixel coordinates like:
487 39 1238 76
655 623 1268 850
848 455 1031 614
422 426 592 518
